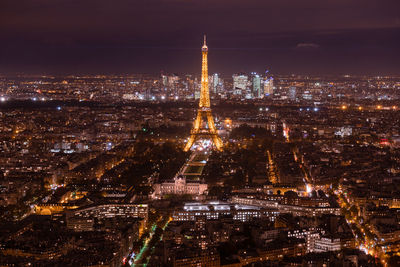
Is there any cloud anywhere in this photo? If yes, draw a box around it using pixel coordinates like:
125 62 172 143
296 43 320 49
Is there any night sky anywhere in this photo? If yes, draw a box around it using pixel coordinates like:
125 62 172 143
1 0 400 75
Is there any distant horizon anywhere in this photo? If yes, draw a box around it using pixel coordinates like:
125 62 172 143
1 71 399 79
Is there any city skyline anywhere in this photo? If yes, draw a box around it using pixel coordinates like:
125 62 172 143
1 1 400 266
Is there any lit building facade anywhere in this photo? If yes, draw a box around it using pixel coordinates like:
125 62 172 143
210 73 219 94
251 73 262 98
233 74 248 94
264 77 274 96
173 201 279 222
68 203 148 221
153 175 208 198
313 237 341 252
289 86 297 100
231 196 341 217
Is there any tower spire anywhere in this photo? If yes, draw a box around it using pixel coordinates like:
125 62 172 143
202 34 208 51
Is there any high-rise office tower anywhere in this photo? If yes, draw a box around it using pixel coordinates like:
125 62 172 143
264 77 274 96
289 86 297 101
251 73 262 98
162 75 168 88
211 73 219 94
232 74 248 91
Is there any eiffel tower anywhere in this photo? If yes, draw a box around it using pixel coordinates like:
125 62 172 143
184 35 223 152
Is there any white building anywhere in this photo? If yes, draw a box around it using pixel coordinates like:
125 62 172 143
173 201 279 222
153 175 207 198
251 73 262 98
289 86 297 100
210 73 220 94
69 203 148 221
233 74 248 94
313 236 341 252
287 228 322 252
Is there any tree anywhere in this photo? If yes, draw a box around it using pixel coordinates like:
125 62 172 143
387 255 400 267
349 205 359 216
208 186 223 198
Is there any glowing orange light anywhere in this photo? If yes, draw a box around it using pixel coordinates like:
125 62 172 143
358 106 362 111
224 118 232 128
184 35 223 152
341 105 347 110
377 105 382 109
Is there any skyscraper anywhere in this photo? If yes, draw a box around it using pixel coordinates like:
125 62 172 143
264 77 274 96
161 75 168 88
251 73 262 98
211 73 219 94
289 86 297 101
232 74 248 90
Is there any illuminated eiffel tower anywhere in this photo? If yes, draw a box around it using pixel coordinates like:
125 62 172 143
184 35 223 151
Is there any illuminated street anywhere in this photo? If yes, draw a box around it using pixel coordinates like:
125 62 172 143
336 190 388 266
130 216 172 266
